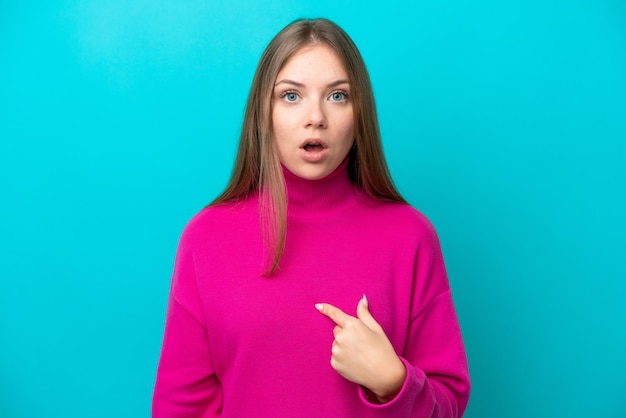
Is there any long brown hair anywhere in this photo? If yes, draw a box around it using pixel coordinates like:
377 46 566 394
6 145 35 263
212 18 405 276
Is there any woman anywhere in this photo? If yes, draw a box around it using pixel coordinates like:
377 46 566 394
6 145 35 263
153 18 470 417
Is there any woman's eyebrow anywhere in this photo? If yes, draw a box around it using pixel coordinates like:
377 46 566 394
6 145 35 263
327 79 350 88
274 79 350 88
275 79 304 87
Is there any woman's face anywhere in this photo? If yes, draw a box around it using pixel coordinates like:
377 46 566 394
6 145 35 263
272 44 354 180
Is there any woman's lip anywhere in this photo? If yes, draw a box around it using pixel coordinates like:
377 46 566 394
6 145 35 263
299 146 327 163
299 138 328 149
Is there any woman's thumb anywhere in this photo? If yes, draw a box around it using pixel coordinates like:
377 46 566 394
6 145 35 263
356 294 379 329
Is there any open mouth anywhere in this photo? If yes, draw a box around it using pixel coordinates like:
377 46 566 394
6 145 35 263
301 139 326 152
303 142 325 152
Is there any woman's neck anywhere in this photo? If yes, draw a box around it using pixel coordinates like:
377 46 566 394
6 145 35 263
281 158 356 220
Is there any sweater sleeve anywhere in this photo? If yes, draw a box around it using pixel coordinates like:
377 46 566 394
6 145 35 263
152 229 222 417
358 218 471 417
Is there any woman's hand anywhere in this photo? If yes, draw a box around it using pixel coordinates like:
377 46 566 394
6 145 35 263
315 295 407 403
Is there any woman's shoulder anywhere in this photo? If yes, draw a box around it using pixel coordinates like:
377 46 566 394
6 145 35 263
178 196 258 245
366 198 440 243
366 196 435 227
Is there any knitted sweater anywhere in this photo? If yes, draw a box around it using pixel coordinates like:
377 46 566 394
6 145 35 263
153 160 470 417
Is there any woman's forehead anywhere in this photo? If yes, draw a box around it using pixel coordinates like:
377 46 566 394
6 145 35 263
275 44 348 86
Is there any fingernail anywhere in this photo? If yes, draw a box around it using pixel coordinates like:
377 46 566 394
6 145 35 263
362 294 368 308
314 303 323 311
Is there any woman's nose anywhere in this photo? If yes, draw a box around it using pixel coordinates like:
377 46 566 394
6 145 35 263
305 99 327 129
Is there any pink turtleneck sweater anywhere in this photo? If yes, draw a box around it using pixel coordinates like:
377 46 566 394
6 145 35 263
153 160 470 417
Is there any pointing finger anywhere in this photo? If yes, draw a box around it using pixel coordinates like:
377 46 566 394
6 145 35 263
315 303 351 327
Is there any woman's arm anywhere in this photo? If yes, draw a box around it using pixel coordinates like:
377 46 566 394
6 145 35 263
152 233 222 417
316 219 470 417
316 293 469 417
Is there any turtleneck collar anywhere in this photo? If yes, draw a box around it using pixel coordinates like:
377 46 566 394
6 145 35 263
281 158 357 220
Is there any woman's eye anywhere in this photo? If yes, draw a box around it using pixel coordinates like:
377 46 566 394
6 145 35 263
285 93 298 102
330 92 346 102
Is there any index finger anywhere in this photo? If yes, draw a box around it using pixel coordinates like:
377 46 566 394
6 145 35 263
315 303 352 327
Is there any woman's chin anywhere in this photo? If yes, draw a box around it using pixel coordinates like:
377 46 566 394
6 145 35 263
285 162 338 180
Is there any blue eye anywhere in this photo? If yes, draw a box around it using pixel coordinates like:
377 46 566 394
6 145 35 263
330 92 347 102
285 92 298 102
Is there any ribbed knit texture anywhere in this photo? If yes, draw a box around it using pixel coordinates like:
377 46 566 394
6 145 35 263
282 158 358 219
153 160 470 417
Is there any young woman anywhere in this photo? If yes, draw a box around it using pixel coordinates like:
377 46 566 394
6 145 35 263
153 18 470 417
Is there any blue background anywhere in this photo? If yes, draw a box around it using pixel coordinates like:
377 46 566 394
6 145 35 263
1 1 625 417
